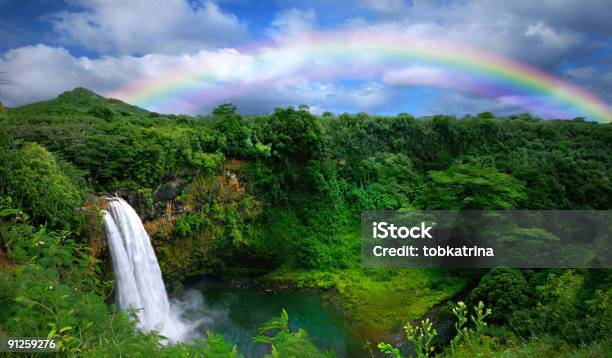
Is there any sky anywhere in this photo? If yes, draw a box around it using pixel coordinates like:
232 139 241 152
0 0 611 119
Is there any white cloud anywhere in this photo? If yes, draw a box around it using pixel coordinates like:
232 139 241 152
1 33 607 119
301 81 393 110
0 44 396 114
0 45 142 106
221 81 395 115
382 66 450 87
525 22 579 50
343 0 606 70
267 8 317 38
51 0 247 55
2 0 611 119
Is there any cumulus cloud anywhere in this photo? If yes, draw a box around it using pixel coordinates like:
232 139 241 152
267 8 318 38
0 44 396 114
347 0 609 70
383 66 450 87
214 81 395 115
347 0 612 117
50 0 247 55
525 22 579 50
0 45 142 106
1 0 609 119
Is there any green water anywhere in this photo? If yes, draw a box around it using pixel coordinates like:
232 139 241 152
185 280 368 357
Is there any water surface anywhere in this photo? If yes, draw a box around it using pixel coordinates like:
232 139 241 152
184 280 368 357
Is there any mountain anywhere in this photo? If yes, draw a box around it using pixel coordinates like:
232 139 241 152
9 87 150 117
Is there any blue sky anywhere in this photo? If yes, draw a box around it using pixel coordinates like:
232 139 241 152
0 0 611 118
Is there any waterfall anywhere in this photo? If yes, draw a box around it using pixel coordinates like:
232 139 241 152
102 197 193 342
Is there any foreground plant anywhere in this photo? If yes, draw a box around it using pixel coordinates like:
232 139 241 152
378 318 438 358
378 301 492 358
254 309 335 358
448 301 492 356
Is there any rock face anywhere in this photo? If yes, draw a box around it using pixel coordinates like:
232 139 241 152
111 161 249 223
113 180 185 222
87 180 185 263
95 162 258 287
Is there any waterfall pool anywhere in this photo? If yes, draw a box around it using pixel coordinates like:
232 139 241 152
179 279 368 357
103 198 368 356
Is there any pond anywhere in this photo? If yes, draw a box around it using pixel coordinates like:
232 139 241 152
181 279 368 357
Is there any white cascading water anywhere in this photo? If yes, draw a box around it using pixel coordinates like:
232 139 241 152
102 197 197 342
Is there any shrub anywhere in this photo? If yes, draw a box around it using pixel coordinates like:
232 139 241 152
254 309 334 358
0 139 86 229
468 268 531 323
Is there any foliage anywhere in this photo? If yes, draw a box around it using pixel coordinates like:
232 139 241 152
258 106 322 162
0 135 86 230
446 301 493 356
508 270 612 345
415 164 527 209
264 267 468 338
468 268 531 323
378 301 492 358
254 309 334 358
0 90 611 357
403 318 438 358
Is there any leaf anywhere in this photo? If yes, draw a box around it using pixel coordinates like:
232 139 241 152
0 208 21 217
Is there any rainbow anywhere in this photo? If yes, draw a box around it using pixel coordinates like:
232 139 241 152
110 30 612 122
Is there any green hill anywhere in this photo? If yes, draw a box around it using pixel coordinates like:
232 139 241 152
9 87 149 117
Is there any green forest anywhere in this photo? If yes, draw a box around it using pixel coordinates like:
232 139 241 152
0 87 610 357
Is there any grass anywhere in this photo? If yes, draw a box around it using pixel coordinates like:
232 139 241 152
262 266 468 341
259 228 469 340
443 334 612 358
